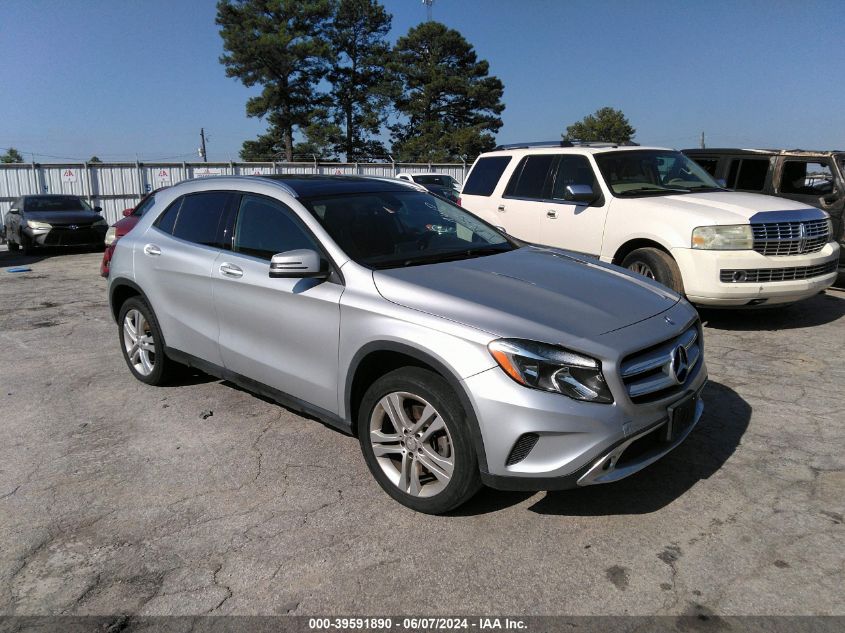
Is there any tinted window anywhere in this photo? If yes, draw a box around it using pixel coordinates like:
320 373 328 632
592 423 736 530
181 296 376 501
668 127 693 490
505 155 555 198
132 193 158 217
171 192 230 246
734 159 769 191
25 196 89 212
155 197 182 235
551 156 598 199
780 161 834 195
462 157 512 196
690 158 718 177
233 195 317 260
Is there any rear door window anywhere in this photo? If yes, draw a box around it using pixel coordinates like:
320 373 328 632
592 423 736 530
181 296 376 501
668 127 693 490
505 155 555 199
462 157 512 196
155 192 231 247
779 161 834 195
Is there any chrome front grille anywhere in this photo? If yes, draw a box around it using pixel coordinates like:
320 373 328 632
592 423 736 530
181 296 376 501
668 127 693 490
620 322 702 403
720 260 837 283
752 219 829 256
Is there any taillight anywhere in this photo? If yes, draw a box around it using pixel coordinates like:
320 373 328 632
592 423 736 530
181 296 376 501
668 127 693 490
456 197 462 206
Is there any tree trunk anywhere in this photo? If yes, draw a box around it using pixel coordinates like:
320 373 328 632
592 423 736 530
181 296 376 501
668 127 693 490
284 127 293 162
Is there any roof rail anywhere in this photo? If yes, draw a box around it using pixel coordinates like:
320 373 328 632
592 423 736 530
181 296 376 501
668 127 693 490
494 140 640 150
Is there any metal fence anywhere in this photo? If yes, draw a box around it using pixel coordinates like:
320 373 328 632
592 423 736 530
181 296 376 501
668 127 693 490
0 161 467 225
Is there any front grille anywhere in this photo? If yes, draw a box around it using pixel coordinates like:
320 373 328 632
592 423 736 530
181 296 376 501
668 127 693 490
620 322 702 404
752 219 829 256
505 433 539 466
720 260 837 283
44 226 101 246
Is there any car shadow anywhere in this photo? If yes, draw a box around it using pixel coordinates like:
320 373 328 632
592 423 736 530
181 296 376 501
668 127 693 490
698 289 845 331
452 380 750 517
0 245 103 268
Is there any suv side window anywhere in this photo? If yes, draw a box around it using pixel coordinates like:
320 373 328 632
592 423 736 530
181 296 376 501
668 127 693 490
779 161 834 195
551 156 599 200
727 158 768 191
463 157 512 196
233 195 318 260
690 158 718 177
505 155 555 199
154 192 231 247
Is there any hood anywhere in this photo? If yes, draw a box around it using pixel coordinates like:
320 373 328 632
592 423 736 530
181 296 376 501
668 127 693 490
619 191 822 225
373 247 679 344
26 210 103 225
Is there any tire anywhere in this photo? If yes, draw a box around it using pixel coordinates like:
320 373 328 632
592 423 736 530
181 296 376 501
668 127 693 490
7 237 19 252
358 367 482 514
117 296 179 386
622 247 685 294
19 233 34 255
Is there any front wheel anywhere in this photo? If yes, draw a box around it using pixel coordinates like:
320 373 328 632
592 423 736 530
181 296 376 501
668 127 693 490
622 247 685 294
358 368 482 514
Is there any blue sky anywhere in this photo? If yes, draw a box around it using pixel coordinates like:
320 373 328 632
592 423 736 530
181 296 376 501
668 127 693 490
1 0 843 162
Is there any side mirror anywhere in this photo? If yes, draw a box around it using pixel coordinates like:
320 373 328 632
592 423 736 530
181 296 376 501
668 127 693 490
269 249 327 279
122 208 134 217
716 178 727 188
564 184 597 203
94 206 103 213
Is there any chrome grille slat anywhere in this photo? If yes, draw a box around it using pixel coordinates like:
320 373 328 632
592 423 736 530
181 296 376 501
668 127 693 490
621 323 702 402
720 260 837 283
751 219 829 256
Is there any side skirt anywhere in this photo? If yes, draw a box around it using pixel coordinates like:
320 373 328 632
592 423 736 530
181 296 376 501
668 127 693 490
165 347 352 435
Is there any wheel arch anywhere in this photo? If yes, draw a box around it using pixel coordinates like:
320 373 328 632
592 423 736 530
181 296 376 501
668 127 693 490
345 341 489 472
109 278 149 323
611 237 674 266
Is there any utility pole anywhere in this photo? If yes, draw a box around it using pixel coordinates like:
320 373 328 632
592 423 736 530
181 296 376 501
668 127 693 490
700 131 705 149
422 0 433 21
199 128 208 162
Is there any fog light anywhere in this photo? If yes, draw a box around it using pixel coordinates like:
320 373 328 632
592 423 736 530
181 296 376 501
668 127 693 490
731 270 747 283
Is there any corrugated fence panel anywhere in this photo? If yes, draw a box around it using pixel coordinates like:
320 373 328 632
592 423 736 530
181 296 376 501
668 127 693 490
0 161 465 229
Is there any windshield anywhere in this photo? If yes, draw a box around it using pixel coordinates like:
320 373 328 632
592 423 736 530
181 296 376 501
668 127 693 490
413 175 457 188
595 150 723 196
25 196 91 212
303 190 514 269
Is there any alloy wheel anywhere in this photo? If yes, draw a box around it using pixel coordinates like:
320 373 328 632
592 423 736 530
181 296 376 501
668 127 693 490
628 261 656 279
123 309 156 376
369 391 454 498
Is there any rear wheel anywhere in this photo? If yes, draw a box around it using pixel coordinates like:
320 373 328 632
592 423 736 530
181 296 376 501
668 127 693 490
118 296 179 386
358 368 481 514
622 247 685 294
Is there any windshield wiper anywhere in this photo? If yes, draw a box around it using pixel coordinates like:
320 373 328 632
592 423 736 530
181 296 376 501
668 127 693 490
394 244 512 268
617 186 690 196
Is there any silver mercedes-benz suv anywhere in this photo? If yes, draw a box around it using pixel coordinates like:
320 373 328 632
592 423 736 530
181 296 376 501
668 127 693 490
108 175 707 513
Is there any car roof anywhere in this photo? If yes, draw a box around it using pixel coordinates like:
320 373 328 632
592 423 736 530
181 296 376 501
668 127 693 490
683 148 844 157
477 145 673 158
260 174 418 197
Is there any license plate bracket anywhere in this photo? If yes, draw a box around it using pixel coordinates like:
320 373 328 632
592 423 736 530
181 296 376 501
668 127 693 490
663 393 697 443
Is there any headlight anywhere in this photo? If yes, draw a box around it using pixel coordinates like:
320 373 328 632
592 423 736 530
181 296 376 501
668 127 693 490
94 218 108 227
488 339 614 404
104 226 117 246
691 225 753 250
826 218 835 242
26 220 52 230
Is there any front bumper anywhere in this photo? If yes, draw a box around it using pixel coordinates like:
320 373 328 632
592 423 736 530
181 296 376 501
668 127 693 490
673 242 839 307
25 225 107 248
464 304 708 490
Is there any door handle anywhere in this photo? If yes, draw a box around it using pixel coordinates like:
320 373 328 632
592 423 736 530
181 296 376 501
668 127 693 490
219 262 243 278
143 244 161 256
546 209 558 219
497 204 506 212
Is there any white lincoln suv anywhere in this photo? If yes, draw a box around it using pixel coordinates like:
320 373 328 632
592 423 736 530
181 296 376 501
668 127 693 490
459 142 840 307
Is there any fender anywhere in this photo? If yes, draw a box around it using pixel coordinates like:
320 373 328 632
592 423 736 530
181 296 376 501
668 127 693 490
108 277 151 323
345 340 490 472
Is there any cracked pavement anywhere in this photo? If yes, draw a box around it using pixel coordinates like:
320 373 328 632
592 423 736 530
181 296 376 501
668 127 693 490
0 248 843 617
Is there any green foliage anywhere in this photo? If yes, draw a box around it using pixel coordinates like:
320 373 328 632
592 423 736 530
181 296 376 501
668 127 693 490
321 0 394 161
563 107 636 144
217 0 333 161
88 156 102 163
1 147 24 163
389 22 504 162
